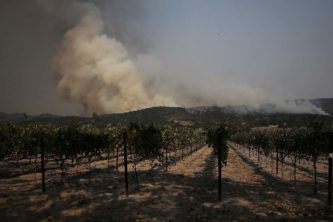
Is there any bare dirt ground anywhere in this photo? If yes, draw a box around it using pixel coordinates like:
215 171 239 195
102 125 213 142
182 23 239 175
1 144 333 221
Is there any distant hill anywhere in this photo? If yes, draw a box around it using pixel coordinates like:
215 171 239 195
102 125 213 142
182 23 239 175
0 112 27 122
0 98 332 129
310 98 333 116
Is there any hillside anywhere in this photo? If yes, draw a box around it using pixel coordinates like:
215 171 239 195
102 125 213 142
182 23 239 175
310 98 333 116
1 100 332 130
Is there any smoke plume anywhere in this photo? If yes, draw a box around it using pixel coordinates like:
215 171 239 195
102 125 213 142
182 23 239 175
53 3 175 114
52 1 328 116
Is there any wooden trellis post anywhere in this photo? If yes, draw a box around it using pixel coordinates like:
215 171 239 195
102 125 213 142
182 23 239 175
123 132 129 196
40 138 46 192
328 132 332 206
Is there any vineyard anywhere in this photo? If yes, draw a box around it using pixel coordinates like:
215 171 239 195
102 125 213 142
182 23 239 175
0 121 333 221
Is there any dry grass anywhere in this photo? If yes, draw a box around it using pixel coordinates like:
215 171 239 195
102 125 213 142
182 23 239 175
0 144 332 221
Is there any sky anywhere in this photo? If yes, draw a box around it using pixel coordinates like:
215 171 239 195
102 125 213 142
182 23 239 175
0 0 332 115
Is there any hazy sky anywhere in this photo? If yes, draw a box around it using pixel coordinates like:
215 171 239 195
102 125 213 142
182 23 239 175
0 0 332 115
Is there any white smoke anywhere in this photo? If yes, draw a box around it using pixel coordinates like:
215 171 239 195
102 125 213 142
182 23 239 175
52 1 328 116
240 100 328 115
266 100 329 115
53 3 175 114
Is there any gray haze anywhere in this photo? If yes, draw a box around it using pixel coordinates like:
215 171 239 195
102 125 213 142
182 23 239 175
0 0 332 115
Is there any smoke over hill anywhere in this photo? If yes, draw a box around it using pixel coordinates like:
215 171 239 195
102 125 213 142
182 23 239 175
1 1 332 115
49 1 330 115
53 2 175 114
